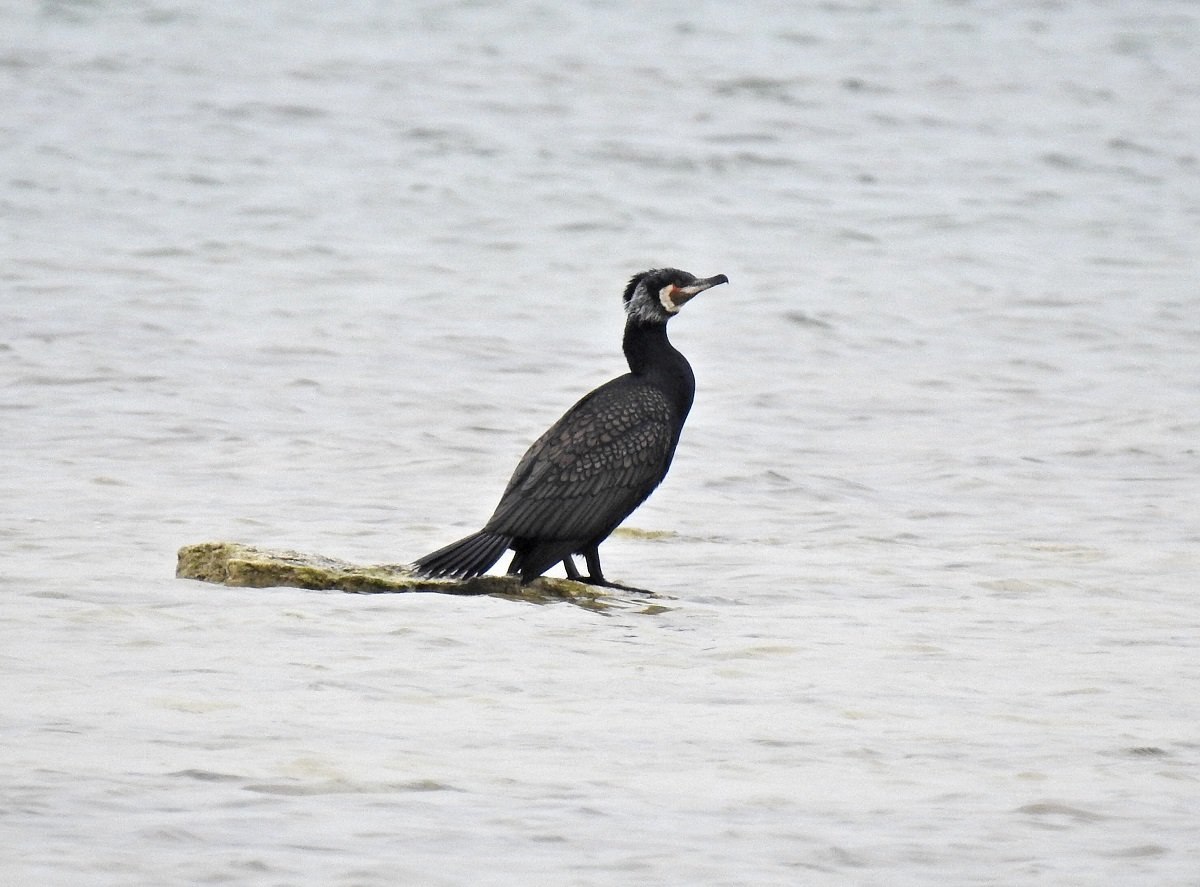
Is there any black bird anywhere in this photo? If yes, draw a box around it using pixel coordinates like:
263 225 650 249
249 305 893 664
413 268 728 586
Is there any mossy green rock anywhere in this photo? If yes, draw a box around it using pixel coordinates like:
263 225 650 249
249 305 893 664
175 542 669 612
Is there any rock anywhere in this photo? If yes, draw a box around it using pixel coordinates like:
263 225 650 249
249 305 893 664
175 542 670 612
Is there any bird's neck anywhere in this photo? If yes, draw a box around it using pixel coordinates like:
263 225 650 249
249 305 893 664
623 319 695 416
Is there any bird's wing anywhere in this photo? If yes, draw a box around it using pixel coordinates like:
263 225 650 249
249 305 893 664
484 377 677 542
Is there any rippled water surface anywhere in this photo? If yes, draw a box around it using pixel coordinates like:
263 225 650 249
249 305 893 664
4 1 1199 884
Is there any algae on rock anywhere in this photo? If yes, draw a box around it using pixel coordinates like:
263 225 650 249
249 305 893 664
175 542 669 612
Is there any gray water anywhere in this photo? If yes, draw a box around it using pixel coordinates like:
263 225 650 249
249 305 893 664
4 1 1200 884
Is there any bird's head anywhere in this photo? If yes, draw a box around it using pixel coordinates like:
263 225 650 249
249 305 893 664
622 268 729 325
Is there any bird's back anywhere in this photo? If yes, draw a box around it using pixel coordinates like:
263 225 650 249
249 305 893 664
484 374 681 545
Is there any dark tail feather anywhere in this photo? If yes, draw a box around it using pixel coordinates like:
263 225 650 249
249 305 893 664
412 531 512 579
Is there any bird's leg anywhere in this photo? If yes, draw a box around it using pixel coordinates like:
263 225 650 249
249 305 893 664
580 547 654 595
506 553 522 576
562 555 582 581
583 547 606 584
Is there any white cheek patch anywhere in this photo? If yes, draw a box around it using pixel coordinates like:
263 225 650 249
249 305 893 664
658 284 680 313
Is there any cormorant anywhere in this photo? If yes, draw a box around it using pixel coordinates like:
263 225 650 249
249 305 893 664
413 268 728 586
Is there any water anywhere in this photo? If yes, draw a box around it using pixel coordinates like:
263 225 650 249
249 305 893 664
4 1 1199 883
